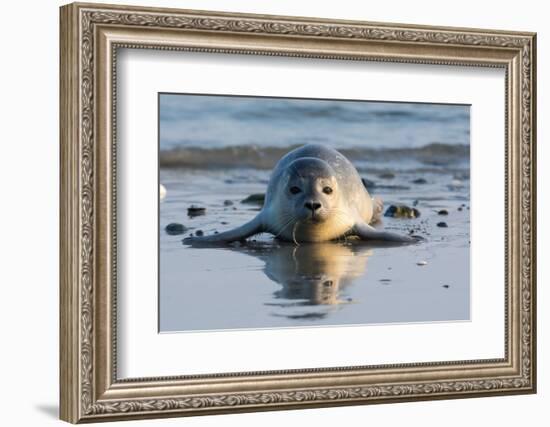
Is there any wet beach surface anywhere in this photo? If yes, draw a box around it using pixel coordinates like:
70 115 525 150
159 166 470 332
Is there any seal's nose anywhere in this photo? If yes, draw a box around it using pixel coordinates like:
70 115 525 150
304 201 322 212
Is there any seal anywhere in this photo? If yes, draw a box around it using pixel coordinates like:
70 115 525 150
183 144 416 245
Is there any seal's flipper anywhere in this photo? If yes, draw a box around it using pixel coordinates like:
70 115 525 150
370 197 384 224
183 215 264 246
353 222 418 244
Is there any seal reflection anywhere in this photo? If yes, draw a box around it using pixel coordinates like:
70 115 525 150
245 242 372 320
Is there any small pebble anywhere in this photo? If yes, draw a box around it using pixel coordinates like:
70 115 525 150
411 178 427 184
412 200 419 206
417 261 428 266
442 284 450 289
438 209 449 215
165 223 187 236
223 200 234 206
221 221 229 225
437 222 448 228
187 205 206 217
458 207 463 211
195 230 204 236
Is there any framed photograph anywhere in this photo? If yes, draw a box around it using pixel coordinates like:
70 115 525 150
60 2 537 423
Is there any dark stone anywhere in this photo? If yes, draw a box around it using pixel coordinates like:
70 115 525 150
384 204 421 219
378 172 395 179
195 229 204 236
165 223 187 235
437 222 448 228
438 209 449 215
187 205 206 217
223 200 234 206
411 178 427 184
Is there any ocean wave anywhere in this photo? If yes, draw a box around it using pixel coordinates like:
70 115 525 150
159 143 469 170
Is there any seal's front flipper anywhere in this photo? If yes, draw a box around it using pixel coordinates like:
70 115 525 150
370 197 384 224
353 222 420 244
183 215 264 246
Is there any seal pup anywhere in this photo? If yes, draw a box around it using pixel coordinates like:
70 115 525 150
183 144 417 245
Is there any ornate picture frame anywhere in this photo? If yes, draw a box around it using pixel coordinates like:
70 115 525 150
60 2 536 423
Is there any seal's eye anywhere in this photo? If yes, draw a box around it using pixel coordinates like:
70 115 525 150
289 186 302 195
323 186 333 195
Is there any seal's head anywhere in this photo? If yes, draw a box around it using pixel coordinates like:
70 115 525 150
284 157 339 223
270 157 353 242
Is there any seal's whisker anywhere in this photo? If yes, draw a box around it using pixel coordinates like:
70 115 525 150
292 222 300 246
272 220 292 239
291 245 298 261
272 215 296 240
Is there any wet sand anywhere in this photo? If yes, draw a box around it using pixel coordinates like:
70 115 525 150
159 166 470 332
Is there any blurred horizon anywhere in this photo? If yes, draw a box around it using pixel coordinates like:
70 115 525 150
159 93 470 152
